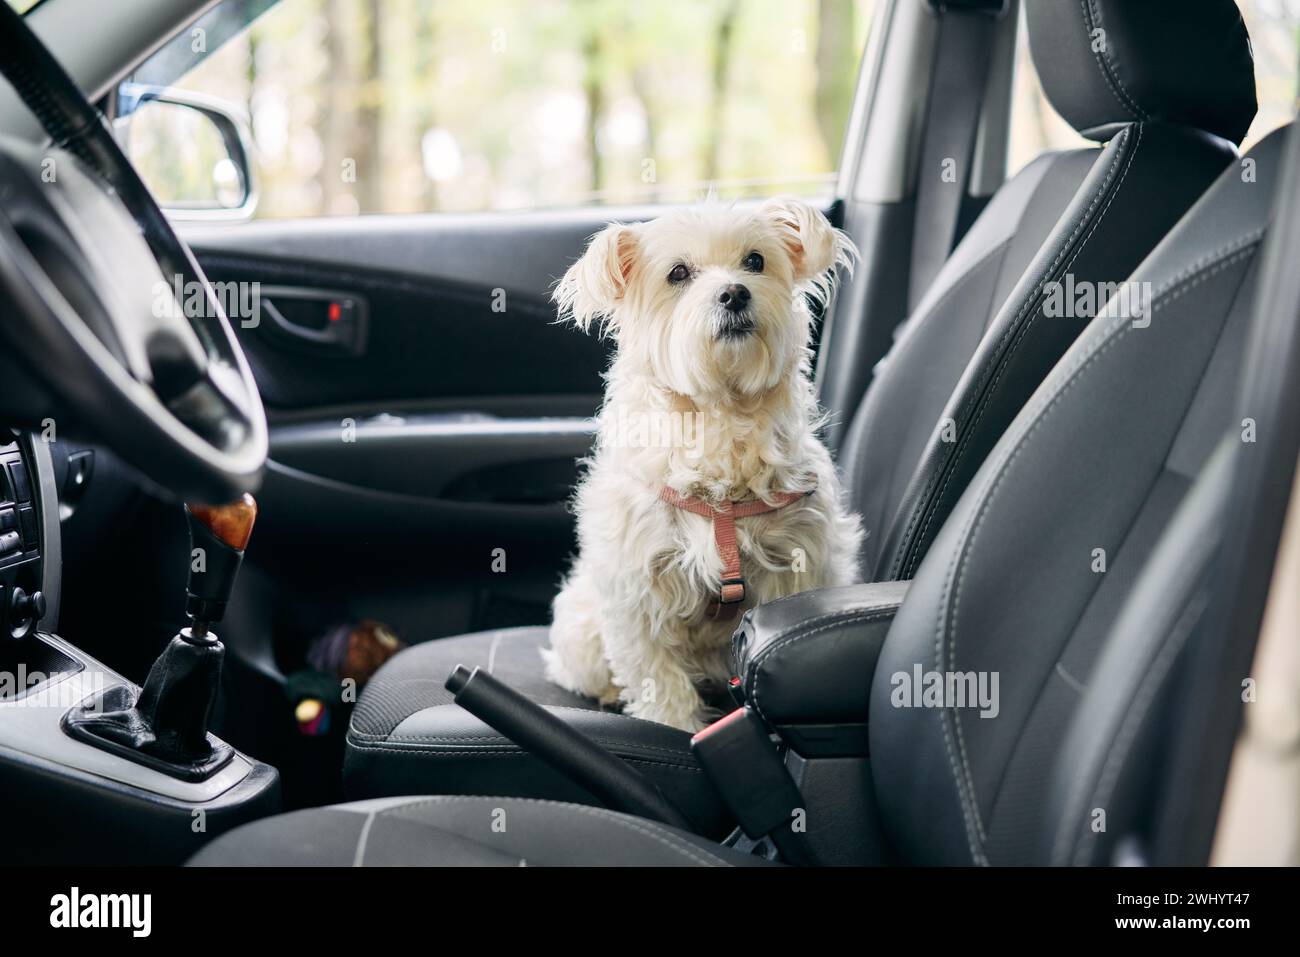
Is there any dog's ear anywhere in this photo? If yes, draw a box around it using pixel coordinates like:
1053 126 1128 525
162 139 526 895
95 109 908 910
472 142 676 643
761 197 857 301
554 224 639 335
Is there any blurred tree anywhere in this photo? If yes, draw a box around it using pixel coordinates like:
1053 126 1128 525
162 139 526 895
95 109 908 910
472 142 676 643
412 0 438 210
355 0 384 212
704 0 741 183
583 27 606 193
631 61 659 202
246 28 259 118
322 0 351 215
814 0 857 168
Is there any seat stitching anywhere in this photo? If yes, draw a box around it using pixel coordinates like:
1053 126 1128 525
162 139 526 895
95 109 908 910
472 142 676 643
486 631 505 674
383 732 694 758
938 238 1261 862
896 124 1140 580
1121 232 1265 305
377 795 730 866
933 612 989 863
348 697 602 743
368 812 527 866
352 809 378 867
1066 590 1209 866
1081 0 1148 122
757 583 904 611
1053 662 1086 695
746 603 901 676
346 744 703 773
360 705 679 746
361 797 537 866
544 704 671 727
348 702 643 745
749 609 899 728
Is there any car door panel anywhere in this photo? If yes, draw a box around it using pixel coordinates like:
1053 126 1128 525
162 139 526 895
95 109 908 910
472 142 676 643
194 249 611 409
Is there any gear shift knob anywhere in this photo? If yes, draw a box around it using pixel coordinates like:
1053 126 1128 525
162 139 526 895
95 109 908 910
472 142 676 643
184 493 257 638
188 494 258 550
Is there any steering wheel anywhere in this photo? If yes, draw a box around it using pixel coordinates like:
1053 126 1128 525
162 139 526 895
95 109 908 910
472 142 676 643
0 5 267 505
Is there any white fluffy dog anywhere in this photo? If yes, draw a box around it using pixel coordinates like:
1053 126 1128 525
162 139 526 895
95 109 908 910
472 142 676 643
542 198 863 732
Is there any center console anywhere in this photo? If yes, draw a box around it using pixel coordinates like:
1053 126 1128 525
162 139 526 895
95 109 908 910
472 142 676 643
0 432 279 865
728 579 909 864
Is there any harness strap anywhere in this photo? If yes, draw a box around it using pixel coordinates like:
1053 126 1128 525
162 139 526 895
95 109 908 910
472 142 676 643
659 486 812 619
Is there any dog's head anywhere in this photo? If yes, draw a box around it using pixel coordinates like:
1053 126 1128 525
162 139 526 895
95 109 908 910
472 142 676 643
555 198 856 401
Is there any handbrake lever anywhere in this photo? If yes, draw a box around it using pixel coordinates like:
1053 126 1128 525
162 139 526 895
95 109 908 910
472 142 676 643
445 665 694 832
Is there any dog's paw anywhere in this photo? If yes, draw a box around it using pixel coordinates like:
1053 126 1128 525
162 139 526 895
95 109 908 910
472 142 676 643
625 697 710 733
542 645 621 704
540 645 581 692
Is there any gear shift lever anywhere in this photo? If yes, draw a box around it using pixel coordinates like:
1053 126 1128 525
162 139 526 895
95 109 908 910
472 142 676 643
63 495 257 781
184 494 257 640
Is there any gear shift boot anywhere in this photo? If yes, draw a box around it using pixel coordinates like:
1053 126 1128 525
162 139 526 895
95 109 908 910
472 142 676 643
62 633 234 782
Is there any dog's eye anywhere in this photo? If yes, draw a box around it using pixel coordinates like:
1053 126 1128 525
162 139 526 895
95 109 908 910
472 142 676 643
667 263 691 284
742 251 764 273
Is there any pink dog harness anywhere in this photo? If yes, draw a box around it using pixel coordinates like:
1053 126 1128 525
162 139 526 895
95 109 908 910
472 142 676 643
659 486 814 619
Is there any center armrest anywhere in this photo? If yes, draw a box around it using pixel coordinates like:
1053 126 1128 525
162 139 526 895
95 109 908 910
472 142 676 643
731 580 909 756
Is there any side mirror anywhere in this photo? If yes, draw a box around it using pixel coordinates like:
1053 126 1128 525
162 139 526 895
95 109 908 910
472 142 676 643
116 83 258 222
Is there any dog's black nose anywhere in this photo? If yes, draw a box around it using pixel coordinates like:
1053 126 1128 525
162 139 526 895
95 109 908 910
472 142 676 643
719 283 751 312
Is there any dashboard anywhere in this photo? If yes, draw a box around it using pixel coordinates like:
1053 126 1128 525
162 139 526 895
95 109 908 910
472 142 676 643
0 434 56 641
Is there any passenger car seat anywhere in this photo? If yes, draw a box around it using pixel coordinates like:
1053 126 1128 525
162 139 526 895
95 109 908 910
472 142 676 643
341 0 1257 812
193 122 1293 866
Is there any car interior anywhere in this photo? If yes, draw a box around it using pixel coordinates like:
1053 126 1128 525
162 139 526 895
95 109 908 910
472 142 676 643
0 0 1298 878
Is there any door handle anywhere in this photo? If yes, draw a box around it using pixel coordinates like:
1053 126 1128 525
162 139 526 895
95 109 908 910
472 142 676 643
259 285 369 356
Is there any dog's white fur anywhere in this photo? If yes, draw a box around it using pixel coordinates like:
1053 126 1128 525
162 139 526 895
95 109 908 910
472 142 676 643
542 198 863 731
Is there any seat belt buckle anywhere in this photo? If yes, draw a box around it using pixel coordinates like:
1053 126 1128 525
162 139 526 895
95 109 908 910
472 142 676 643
690 707 815 864
726 675 746 709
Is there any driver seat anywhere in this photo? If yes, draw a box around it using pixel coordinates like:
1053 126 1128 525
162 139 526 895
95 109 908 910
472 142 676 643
191 121 1293 865
340 0 1257 820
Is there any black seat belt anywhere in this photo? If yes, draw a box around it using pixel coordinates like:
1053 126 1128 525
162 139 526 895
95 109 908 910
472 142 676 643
907 2 1006 312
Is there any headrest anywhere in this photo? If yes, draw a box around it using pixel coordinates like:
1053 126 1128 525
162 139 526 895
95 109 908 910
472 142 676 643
1025 0 1257 144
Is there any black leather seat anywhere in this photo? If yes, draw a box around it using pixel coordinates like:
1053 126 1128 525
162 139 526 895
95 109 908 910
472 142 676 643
867 124 1284 863
342 0 1257 811
192 115 1293 865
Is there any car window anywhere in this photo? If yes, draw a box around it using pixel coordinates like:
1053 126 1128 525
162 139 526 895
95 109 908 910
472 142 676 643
1009 0 1300 175
124 0 875 219
1239 0 1300 148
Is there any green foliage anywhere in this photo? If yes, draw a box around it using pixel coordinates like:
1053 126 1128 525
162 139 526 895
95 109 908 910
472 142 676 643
162 0 875 217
